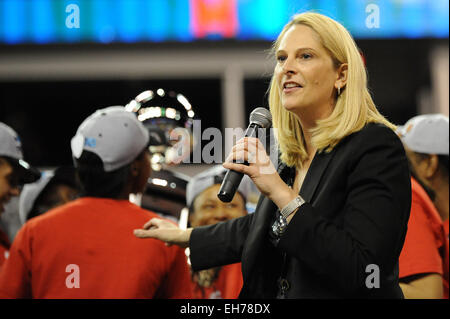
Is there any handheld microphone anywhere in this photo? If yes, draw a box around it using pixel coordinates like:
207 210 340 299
217 107 272 202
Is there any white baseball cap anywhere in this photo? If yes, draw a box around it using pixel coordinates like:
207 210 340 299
71 106 150 172
397 114 449 155
186 165 253 207
0 122 40 184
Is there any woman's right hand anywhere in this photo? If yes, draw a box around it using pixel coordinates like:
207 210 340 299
223 137 296 210
133 218 192 248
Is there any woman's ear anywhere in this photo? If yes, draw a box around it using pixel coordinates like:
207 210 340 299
335 63 348 91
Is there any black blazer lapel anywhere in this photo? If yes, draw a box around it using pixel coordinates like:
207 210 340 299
299 149 335 203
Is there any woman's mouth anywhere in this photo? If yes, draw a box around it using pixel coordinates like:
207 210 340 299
283 81 303 93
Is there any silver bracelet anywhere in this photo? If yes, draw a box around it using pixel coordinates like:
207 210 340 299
270 195 306 239
280 195 305 219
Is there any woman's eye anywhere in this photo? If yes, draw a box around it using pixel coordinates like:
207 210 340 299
301 53 312 59
276 55 286 62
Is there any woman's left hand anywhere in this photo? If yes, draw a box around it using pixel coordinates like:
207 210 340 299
223 137 295 207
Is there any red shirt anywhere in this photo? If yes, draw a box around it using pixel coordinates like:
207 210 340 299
0 228 10 271
399 178 449 298
0 197 192 299
444 219 449 245
444 219 449 298
190 263 243 299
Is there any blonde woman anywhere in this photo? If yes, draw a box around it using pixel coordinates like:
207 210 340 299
134 12 411 298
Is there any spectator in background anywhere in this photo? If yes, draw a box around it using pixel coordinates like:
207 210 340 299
0 123 40 270
19 166 80 224
186 165 251 299
397 114 449 299
0 106 191 298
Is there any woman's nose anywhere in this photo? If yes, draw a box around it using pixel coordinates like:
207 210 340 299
282 56 297 74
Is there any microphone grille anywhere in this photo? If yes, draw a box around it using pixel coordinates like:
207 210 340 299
249 107 272 128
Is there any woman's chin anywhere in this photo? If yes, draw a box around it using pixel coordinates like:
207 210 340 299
282 103 301 113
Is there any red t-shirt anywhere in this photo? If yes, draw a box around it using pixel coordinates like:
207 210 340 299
190 263 243 299
444 219 449 298
399 178 449 298
0 197 192 299
444 219 449 246
0 228 10 271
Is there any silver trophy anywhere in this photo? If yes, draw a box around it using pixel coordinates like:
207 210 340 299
125 89 195 221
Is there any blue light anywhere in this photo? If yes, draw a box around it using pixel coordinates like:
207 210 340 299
0 0 448 45
237 0 287 40
31 0 55 43
344 0 368 38
257 0 287 40
400 0 426 38
117 0 141 42
173 0 191 41
92 0 116 43
144 0 170 42
316 0 339 21
237 0 257 40
428 0 449 38
284 0 313 19
377 0 397 39
1 0 26 44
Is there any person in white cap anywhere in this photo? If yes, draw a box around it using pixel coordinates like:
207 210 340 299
0 106 192 298
186 165 250 299
397 114 449 225
397 114 449 299
0 122 40 270
18 166 80 224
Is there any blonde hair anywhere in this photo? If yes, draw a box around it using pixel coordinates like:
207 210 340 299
268 12 396 168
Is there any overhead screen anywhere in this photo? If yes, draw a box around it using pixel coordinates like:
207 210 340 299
0 0 448 45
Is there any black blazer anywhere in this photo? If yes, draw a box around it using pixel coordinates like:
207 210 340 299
189 123 411 298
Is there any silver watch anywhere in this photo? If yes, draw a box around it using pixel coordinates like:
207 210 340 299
280 195 305 219
271 195 305 238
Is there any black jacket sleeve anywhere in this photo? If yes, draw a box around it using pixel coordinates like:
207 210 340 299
189 213 254 271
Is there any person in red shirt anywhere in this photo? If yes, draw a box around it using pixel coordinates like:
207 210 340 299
0 226 10 271
185 165 251 299
399 177 448 298
0 106 191 298
0 122 40 270
397 114 449 298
